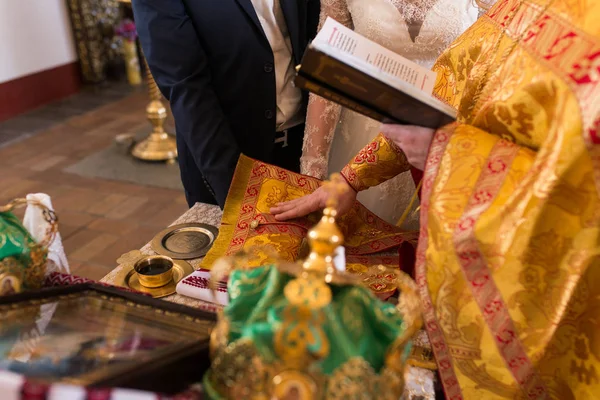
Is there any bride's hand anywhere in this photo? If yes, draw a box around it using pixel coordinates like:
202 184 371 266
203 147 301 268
381 124 435 171
270 182 357 221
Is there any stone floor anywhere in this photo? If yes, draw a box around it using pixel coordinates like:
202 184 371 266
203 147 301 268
0 84 188 281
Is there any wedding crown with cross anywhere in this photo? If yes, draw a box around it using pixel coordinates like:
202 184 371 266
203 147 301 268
203 174 422 400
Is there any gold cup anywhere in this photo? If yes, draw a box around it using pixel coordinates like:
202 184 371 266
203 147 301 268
134 255 174 288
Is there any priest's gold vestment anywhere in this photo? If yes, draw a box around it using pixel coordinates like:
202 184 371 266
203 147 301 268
340 0 600 398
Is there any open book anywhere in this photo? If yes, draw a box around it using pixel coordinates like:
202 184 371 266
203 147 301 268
295 17 456 128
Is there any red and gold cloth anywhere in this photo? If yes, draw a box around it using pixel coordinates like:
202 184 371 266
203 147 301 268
338 0 600 398
200 155 418 298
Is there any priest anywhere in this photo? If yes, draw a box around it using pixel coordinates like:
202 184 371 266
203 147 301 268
272 0 600 398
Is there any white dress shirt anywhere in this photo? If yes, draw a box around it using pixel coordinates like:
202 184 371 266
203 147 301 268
251 0 303 131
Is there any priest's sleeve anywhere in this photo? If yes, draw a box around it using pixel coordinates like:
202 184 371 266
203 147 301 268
340 133 411 192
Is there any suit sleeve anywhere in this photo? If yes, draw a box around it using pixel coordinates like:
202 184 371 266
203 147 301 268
132 0 239 207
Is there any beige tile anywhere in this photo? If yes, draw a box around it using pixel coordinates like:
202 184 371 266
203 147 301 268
88 217 136 235
85 119 146 137
124 200 169 224
135 186 184 203
87 193 129 216
105 196 148 220
63 229 100 257
56 210 96 240
69 232 120 262
30 155 68 171
27 183 73 201
0 179 40 200
33 170 98 189
52 188 100 213
59 224 84 240
0 166 36 182
1 149 40 168
150 203 189 227
174 195 188 205
67 261 83 271
90 229 156 267
71 263 113 281
57 210 96 228
88 180 145 197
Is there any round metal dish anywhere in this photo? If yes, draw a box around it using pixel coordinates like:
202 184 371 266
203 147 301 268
115 259 193 298
151 223 219 260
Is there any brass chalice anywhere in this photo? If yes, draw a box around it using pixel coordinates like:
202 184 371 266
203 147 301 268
133 255 174 288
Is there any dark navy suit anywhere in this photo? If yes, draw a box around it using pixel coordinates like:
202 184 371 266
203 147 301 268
132 0 320 207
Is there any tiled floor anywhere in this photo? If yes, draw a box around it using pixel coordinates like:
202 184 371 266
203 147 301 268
0 85 187 281
0 83 135 149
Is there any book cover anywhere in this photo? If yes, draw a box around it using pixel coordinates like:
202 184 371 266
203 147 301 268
296 17 456 129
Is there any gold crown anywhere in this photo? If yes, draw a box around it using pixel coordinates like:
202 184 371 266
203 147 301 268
205 174 423 399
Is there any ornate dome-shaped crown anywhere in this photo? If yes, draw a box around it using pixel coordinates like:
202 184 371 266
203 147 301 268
204 174 422 399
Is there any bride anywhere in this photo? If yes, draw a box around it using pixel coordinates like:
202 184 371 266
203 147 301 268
300 0 487 228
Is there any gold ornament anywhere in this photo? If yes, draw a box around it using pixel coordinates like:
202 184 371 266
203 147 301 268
326 357 378 399
210 338 273 398
272 370 318 400
274 305 329 368
209 312 230 359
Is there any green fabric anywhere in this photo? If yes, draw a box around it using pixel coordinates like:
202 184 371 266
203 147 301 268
0 211 39 288
203 372 224 400
224 265 408 375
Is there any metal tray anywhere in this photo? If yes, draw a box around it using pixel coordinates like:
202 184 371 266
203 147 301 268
151 223 218 260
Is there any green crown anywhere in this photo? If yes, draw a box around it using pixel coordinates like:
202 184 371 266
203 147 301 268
203 175 422 399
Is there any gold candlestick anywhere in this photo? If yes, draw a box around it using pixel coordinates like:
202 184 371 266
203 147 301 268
131 55 178 162
118 0 177 162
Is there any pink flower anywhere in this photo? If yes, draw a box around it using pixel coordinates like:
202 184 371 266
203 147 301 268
115 19 138 42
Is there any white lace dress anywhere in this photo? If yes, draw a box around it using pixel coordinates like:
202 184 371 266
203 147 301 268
300 0 480 228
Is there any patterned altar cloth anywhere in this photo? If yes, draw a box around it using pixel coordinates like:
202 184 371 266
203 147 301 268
100 202 439 399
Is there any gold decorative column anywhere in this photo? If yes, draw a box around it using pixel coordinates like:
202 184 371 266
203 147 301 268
118 0 177 162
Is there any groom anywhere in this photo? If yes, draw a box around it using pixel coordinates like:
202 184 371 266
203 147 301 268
132 0 320 207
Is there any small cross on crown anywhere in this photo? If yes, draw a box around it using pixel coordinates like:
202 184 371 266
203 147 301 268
322 173 349 209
